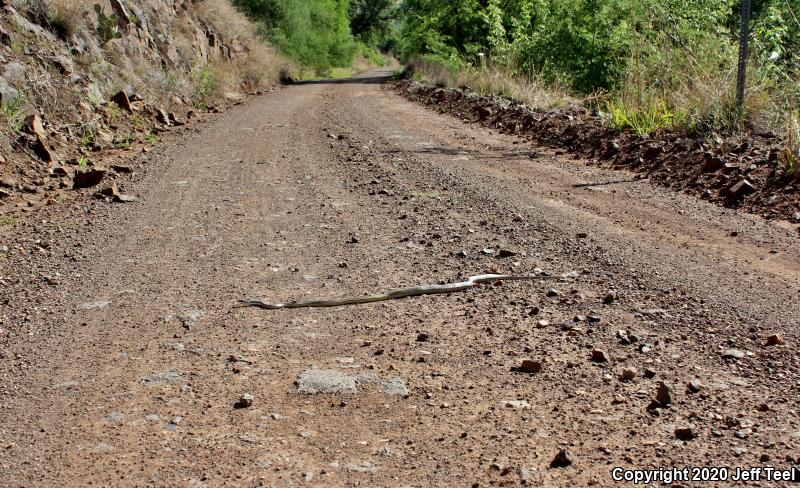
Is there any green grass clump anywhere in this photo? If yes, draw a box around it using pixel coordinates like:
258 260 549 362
1 93 26 132
781 114 800 178
606 100 675 136
191 64 219 109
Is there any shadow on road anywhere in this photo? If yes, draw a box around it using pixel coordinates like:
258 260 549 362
573 178 641 188
383 146 538 159
291 75 394 86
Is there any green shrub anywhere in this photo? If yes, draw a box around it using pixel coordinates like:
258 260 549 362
191 64 219 109
232 0 357 74
94 4 123 45
396 0 799 136
1 92 27 132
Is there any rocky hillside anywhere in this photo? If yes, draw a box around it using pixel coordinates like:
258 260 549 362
0 0 291 212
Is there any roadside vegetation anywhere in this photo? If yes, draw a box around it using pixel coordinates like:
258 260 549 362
396 0 800 141
230 0 396 76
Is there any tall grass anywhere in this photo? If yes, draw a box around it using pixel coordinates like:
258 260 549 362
781 113 800 178
408 57 574 110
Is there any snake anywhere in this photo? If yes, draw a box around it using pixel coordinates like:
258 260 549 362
237 273 560 310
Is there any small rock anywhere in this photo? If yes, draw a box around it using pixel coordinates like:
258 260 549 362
142 369 181 385
603 290 617 304
481 248 494 255
155 109 170 125
722 349 746 359
234 393 254 409
416 333 429 342
111 164 133 174
765 334 784 346
687 379 702 393
620 367 637 381
115 193 137 203
297 369 357 394
702 154 725 172
497 249 517 258
643 368 656 379
346 461 378 473
514 359 543 374
73 167 107 189
728 179 755 199
550 449 574 468
793 212 800 222
675 426 696 441
24 114 46 141
655 381 674 407
504 400 530 409
105 412 123 423
590 349 608 363
95 183 120 199
168 112 184 126
110 91 133 112
518 466 536 483
31 137 53 162
546 288 560 297
576 232 589 239
512 214 524 223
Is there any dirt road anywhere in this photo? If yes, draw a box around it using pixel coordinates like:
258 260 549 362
1 69 799 486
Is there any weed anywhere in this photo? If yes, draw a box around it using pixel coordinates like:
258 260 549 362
144 133 159 144
190 64 219 109
605 100 675 136
1 93 27 132
86 92 104 108
0 216 19 229
159 70 185 95
116 132 135 149
78 154 90 168
81 128 95 147
131 113 146 131
780 114 800 178
107 102 123 120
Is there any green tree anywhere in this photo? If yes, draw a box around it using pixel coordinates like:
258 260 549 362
232 0 357 73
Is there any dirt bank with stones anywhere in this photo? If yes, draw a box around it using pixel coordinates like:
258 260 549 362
396 79 800 228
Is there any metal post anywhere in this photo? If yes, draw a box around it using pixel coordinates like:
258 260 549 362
736 0 752 109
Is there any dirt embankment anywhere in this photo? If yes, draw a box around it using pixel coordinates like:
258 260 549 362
396 79 800 227
0 0 290 214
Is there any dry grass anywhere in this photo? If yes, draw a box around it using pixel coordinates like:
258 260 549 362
409 59 575 109
781 113 800 179
195 0 296 91
44 0 86 39
11 0 293 116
